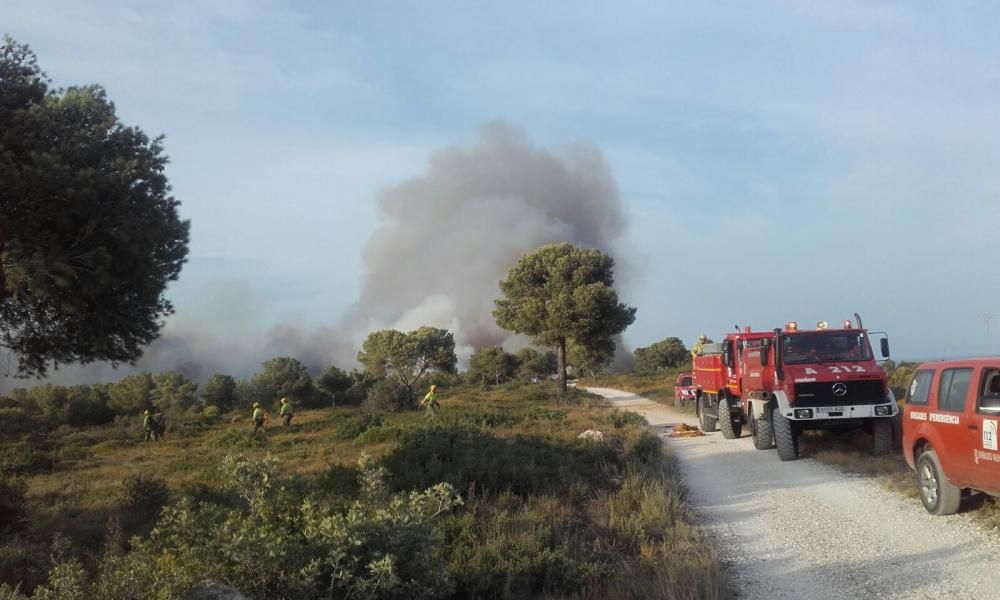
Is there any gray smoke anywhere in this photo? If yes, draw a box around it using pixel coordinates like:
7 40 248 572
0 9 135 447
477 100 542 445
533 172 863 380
1 122 629 391
348 121 628 360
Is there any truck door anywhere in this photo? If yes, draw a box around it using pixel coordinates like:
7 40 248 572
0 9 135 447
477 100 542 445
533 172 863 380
935 367 974 484
968 366 1000 492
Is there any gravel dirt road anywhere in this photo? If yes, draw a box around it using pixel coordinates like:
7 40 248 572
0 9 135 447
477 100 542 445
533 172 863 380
586 387 1000 600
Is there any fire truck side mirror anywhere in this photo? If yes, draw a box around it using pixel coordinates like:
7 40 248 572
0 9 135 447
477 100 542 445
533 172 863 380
760 338 771 366
880 338 890 359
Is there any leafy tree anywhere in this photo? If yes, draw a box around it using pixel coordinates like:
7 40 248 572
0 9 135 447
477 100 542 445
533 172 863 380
234 378 259 410
567 338 615 379
514 348 557 381
494 243 636 398
0 37 190 377
357 327 457 400
467 346 518 385
200 373 237 412
152 371 198 412
316 365 352 405
107 373 156 415
250 357 314 409
633 337 689 375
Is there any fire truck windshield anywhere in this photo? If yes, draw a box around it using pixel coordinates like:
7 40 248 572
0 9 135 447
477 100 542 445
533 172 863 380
781 331 873 364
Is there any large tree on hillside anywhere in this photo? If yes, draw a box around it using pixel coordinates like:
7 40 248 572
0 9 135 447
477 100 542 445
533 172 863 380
0 37 190 377
493 243 636 398
357 327 457 400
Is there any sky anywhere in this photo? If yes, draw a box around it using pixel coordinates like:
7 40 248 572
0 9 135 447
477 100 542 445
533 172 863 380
4 0 1000 381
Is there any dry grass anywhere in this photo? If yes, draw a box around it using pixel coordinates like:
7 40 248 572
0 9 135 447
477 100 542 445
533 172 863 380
4 381 724 599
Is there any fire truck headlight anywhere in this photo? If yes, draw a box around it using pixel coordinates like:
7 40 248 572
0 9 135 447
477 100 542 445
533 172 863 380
794 409 813 419
875 405 892 416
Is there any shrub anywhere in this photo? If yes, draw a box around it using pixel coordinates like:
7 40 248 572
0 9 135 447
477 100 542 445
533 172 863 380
332 411 384 441
202 405 221 418
120 475 170 516
608 409 648 429
626 432 663 465
0 442 51 477
363 379 412 413
383 426 618 497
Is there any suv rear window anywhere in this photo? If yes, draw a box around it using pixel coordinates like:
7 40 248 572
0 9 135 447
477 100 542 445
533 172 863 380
938 368 973 412
908 370 934 406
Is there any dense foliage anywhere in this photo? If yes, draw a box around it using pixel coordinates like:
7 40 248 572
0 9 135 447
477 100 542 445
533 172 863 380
494 243 636 396
633 337 690 375
0 37 189 376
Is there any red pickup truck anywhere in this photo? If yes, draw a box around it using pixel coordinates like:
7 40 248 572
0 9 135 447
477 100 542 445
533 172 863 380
903 358 1000 515
674 372 696 407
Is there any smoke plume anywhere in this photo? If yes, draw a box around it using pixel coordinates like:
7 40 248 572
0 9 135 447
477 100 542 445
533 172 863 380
2 122 629 390
347 122 627 360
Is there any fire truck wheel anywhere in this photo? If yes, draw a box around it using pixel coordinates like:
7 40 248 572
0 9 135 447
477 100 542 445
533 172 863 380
917 449 961 516
718 397 741 439
871 418 893 456
750 407 774 450
771 405 799 461
699 396 718 432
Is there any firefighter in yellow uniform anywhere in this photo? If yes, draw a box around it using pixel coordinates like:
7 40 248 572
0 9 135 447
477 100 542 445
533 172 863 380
420 384 440 418
279 397 294 426
691 335 714 357
251 402 267 433
142 410 156 442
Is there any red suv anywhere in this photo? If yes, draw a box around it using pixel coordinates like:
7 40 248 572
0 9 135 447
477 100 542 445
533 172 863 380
902 358 1000 515
674 372 696 407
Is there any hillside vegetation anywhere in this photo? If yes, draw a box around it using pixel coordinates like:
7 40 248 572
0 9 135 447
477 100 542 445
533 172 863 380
0 382 721 600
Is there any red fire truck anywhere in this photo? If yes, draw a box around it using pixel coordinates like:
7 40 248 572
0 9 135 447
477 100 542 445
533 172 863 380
692 328 775 441
694 315 897 461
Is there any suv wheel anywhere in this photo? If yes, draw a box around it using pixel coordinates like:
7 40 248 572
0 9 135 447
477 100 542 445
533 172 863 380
871 418 893 456
751 406 774 450
917 449 962 515
771 405 799 461
718 397 742 439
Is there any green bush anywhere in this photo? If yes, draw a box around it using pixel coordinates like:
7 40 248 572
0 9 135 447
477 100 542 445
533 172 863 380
608 409 649 429
382 425 618 497
210 429 266 449
626 432 663 465
0 442 51 477
332 411 384 441
363 379 412 413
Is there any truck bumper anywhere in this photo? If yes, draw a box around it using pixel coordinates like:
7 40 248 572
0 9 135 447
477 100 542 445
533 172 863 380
772 391 898 421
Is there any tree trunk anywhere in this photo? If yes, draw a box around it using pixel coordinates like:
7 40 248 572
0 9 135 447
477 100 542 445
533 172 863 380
556 338 567 403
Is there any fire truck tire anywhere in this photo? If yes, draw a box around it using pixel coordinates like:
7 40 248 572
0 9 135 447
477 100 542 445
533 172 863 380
699 396 718 432
916 449 961 516
871 418 893 456
718 397 741 439
750 407 774 450
771 405 799 461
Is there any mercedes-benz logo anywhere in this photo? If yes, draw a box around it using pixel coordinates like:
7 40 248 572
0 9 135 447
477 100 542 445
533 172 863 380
832 383 848 397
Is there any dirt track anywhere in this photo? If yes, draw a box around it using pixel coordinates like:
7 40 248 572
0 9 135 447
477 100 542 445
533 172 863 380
586 387 1000 600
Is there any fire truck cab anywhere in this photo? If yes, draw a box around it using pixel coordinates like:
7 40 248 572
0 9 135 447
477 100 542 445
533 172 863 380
903 359 1000 515
741 316 896 460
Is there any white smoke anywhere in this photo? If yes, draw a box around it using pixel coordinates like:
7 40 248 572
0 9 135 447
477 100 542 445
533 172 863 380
2 122 629 391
